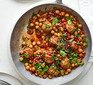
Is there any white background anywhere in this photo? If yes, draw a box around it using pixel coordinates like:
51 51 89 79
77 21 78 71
0 0 93 85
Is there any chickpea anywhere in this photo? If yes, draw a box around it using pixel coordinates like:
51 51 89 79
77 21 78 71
35 25 39 29
70 15 74 18
51 30 55 34
29 60 32 63
81 34 85 38
32 41 36 46
54 33 58 36
65 13 69 17
31 67 35 72
19 57 23 61
43 74 47 79
78 24 82 28
19 50 24 54
55 10 60 14
42 36 45 39
61 12 65 16
37 41 41 45
30 23 34 27
70 35 74 39
57 33 60 37
22 41 26 46
78 59 82 62
75 31 77 35
60 27 63 31
39 22 42 26
79 53 84 58
26 66 30 70
65 71 69 75
39 18 43 22
35 22 39 25
48 75 53 79
67 68 71 73
29 45 33 48
73 21 76 24
35 72 38 76
54 72 58 76
72 63 75 67
75 63 78 67
33 16 37 20
78 48 83 53
22 35 26 40
25 63 29 67
39 74 42 78
37 14 40 17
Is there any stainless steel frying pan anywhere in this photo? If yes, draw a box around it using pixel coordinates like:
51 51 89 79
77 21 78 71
10 0 92 85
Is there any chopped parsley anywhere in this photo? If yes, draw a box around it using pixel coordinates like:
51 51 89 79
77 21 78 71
46 36 50 41
68 20 72 25
46 24 50 30
52 18 60 25
35 62 41 70
60 50 67 57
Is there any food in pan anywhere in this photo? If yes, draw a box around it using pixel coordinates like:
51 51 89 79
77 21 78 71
19 8 88 79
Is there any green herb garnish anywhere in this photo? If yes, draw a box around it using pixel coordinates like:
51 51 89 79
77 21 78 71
62 33 66 38
52 54 58 60
46 24 50 30
32 54 37 57
42 66 48 72
60 50 67 57
67 17 73 21
82 38 88 45
42 52 46 56
52 18 60 25
68 39 74 42
50 64 57 69
27 25 31 30
22 58 29 63
23 53 28 57
68 20 72 25
31 12 36 18
35 62 41 70
46 36 50 41
57 60 61 65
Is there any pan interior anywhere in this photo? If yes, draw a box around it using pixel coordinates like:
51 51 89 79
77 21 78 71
10 4 92 85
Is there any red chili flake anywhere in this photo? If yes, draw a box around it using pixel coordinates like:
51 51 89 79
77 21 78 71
40 60 43 63
27 29 33 35
58 73 61 77
34 57 39 62
31 38 35 42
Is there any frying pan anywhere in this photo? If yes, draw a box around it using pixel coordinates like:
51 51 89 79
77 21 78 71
10 0 92 85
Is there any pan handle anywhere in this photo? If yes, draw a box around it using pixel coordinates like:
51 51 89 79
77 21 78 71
56 0 62 4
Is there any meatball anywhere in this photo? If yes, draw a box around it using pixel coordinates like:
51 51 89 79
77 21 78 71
47 68 55 75
66 24 76 34
70 41 78 50
61 58 70 69
44 53 54 63
23 47 33 57
49 35 58 45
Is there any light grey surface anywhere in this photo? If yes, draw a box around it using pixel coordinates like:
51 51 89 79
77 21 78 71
10 2 92 85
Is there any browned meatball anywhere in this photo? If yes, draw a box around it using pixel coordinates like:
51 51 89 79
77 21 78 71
23 47 33 57
47 68 55 75
66 24 76 34
70 41 78 50
61 58 70 69
44 53 54 63
49 35 58 45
